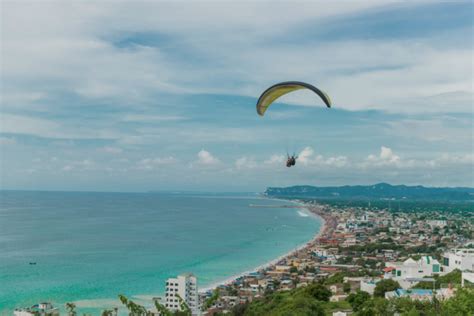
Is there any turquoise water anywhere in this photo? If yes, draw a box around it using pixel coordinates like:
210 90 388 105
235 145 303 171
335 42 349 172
0 191 321 314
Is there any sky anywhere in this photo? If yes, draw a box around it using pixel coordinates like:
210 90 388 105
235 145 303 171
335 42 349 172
0 1 473 192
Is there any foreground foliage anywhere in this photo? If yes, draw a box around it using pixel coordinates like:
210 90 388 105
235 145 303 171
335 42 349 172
228 282 346 316
414 269 461 289
117 294 191 316
226 282 474 316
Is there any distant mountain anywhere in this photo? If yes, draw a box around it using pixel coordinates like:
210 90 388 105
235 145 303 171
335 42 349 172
264 183 474 201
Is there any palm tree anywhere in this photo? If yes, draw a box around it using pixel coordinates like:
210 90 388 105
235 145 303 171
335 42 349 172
65 302 77 316
176 294 191 316
118 293 191 316
118 294 148 316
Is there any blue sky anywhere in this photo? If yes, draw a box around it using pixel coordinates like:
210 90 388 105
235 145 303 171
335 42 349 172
1 1 473 191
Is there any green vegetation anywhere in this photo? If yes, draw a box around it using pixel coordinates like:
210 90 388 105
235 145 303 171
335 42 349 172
347 291 371 312
229 284 474 316
320 198 474 213
267 183 474 200
414 269 461 289
343 282 351 294
357 288 474 316
101 309 118 316
118 295 148 315
65 303 77 316
228 282 342 316
117 294 191 316
203 289 220 310
374 279 400 297
324 272 345 285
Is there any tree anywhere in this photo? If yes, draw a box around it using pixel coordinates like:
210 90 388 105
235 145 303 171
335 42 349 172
305 282 332 302
118 295 148 315
231 302 248 316
347 290 370 312
203 289 219 310
403 307 420 316
273 296 325 316
374 279 400 297
415 269 461 289
176 294 192 316
101 309 116 316
65 303 77 316
343 282 351 294
325 272 345 285
119 294 191 316
441 288 474 315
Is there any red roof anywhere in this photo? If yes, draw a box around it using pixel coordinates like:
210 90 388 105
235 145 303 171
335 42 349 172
383 267 395 272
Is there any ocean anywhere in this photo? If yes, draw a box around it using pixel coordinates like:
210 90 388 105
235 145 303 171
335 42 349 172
0 191 321 314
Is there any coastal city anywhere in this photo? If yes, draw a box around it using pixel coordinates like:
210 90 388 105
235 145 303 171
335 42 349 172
14 200 474 316
3 1 474 316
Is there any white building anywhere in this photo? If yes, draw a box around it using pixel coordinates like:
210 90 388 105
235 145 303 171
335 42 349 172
461 271 474 287
360 279 379 295
14 303 59 316
385 256 441 289
442 248 474 273
426 220 447 229
165 273 200 315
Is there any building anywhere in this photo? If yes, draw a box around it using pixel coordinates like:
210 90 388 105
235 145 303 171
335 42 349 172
360 279 379 295
442 248 474 273
385 256 441 289
14 303 59 316
461 271 474 287
165 273 200 315
426 220 447 228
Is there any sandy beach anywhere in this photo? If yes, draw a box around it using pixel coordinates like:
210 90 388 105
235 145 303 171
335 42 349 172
200 201 331 293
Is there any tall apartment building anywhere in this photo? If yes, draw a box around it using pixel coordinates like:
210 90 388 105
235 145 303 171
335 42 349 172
165 273 199 315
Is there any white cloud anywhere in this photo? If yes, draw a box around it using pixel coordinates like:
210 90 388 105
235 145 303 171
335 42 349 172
62 165 73 171
366 146 400 166
2 2 470 114
325 156 349 168
386 116 472 143
136 156 177 170
264 154 285 165
102 146 123 154
296 147 347 167
121 115 186 122
0 114 121 140
1 114 61 137
0 137 16 145
298 147 314 165
196 149 220 165
61 159 95 172
429 153 474 166
235 156 257 170
380 146 400 163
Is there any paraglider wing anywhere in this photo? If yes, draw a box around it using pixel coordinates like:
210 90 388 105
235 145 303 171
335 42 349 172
256 81 332 116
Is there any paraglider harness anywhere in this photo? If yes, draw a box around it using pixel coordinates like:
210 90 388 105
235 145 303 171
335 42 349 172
286 154 297 167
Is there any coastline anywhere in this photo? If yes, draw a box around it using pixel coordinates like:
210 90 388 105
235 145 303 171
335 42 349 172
200 200 329 293
3 193 322 314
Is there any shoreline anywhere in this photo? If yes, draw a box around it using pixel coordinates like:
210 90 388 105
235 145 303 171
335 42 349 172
200 200 329 293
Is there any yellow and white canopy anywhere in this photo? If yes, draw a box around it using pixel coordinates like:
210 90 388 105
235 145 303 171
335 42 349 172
256 81 332 116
